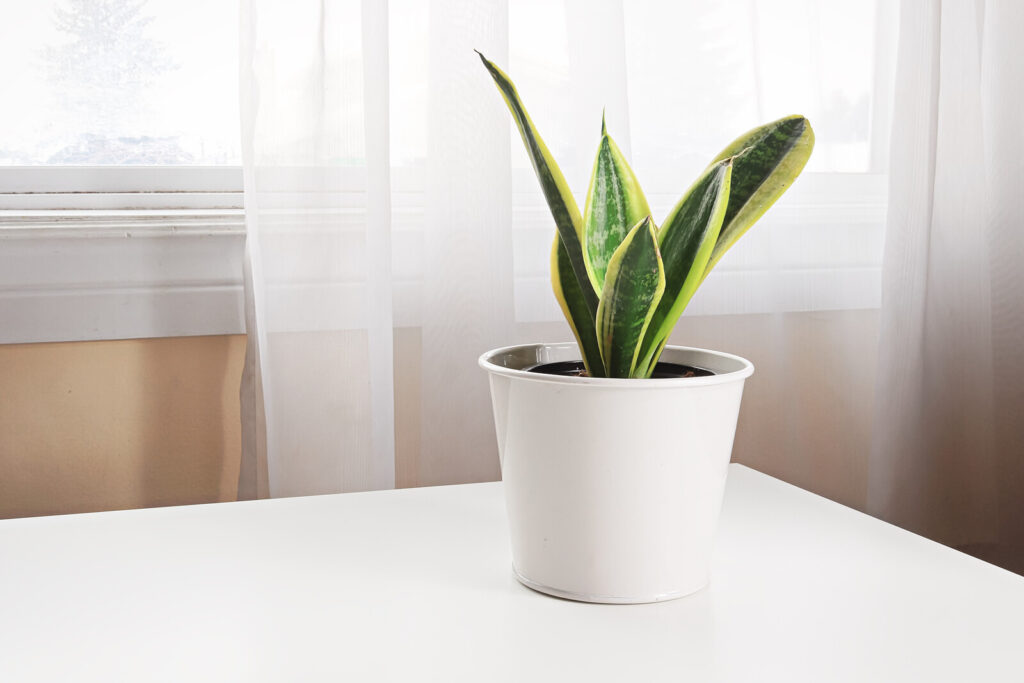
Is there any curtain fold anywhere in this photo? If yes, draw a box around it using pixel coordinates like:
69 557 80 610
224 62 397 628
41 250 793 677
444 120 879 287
240 0 394 497
418 0 513 486
361 0 398 492
982 1 1024 571
237 0 269 500
869 0 1024 568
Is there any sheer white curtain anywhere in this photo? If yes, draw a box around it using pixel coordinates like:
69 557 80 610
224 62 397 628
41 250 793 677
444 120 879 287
869 0 1024 570
239 0 892 498
239 0 398 497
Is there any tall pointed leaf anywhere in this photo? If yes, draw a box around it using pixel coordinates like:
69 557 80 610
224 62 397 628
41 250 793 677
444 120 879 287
634 159 732 377
703 115 814 276
596 217 665 378
583 116 651 290
477 52 599 315
551 235 603 376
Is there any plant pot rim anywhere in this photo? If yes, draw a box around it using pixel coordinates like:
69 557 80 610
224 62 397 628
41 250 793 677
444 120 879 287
478 342 753 389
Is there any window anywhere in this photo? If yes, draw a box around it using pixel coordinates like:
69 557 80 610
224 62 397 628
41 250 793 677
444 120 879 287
0 0 245 343
0 0 242 205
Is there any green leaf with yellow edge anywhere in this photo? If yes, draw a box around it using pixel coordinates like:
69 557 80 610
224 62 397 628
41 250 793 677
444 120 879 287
477 51 599 316
634 158 732 378
703 115 814 277
596 217 665 378
551 234 603 376
583 115 651 290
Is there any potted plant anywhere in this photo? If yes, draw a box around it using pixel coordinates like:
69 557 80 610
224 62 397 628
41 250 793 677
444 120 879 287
476 53 813 603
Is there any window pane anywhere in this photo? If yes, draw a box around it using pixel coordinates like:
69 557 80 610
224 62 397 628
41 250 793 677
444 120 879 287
0 0 239 165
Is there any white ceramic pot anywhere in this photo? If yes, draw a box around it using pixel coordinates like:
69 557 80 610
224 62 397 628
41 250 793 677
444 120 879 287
479 342 753 604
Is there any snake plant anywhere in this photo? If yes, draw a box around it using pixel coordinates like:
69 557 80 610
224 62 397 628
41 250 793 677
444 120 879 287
478 52 814 378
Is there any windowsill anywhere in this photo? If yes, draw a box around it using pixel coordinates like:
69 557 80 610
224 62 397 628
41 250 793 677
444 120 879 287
0 208 247 344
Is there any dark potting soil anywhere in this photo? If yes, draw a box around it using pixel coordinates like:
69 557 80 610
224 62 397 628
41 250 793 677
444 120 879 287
526 360 715 379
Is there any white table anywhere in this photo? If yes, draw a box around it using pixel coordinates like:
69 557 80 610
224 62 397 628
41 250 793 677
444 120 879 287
2 465 1022 682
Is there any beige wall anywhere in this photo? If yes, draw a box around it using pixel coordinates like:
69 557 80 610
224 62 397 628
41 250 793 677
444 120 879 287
0 335 245 519
668 309 878 511
1 310 878 519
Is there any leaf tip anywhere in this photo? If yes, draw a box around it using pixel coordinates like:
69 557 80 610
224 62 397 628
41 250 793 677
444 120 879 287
601 108 607 136
474 50 497 75
784 114 814 139
776 114 815 156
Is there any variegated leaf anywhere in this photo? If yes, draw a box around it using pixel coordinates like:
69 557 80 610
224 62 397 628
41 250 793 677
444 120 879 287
703 115 814 276
634 159 732 377
477 51 599 315
596 217 665 378
551 235 603 376
583 116 651 291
